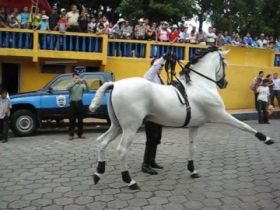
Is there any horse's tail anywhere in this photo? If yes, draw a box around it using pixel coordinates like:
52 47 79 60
89 81 114 112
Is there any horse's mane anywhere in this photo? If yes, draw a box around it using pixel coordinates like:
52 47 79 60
179 46 219 83
185 46 219 68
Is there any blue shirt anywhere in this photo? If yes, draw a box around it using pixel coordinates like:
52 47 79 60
39 20 49 30
243 36 253 46
224 35 232 44
20 13 29 24
275 40 280 52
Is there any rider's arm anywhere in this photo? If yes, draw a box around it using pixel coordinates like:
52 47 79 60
144 57 165 81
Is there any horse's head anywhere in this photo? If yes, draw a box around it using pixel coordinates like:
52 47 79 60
214 50 229 89
180 47 230 89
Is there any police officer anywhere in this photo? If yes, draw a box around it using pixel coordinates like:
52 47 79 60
67 72 89 140
142 56 165 175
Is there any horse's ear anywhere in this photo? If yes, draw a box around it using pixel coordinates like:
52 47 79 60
221 50 230 56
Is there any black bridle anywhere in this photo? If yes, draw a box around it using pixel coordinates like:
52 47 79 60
175 51 228 89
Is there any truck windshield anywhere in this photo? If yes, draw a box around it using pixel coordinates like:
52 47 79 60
50 76 73 91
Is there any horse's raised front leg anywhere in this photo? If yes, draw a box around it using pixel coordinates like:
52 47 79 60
188 127 201 178
93 123 121 184
116 126 140 190
213 111 274 145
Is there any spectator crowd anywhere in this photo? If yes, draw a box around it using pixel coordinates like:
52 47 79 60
0 5 280 52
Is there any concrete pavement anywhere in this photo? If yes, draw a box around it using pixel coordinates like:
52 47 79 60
0 120 279 210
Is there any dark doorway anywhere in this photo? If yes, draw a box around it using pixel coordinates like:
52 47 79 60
1 63 19 94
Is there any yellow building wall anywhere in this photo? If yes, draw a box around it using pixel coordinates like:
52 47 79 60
6 45 279 110
18 62 73 92
21 62 55 92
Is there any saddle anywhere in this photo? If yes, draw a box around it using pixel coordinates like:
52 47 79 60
170 79 191 127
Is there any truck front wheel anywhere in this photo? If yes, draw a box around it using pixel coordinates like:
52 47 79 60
11 110 38 136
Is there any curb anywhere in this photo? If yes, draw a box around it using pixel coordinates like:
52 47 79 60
232 110 280 121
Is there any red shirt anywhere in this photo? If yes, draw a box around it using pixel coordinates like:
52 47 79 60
169 31 179 42
57 18 68 26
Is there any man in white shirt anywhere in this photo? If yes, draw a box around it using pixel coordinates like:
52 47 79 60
257 33 268 48
257 79 270 124
206 26 217 46
271 72 280 108
0 88 11 143
66 5 79 32
142 57 165 175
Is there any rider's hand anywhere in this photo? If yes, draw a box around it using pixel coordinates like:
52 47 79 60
163 53 169 60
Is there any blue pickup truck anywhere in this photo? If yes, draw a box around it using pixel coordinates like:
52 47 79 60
10 72 113 136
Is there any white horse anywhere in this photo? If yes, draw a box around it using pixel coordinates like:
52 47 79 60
89 48 274 190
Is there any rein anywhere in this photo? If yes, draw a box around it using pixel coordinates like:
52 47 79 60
176 51 226 89
177 60 223 84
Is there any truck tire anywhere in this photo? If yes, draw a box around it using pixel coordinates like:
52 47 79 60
11 110 38 136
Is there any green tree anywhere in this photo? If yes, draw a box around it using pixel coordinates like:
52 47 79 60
192 0 222 31
211 0 265 35
118 0 193 24
261 0 280 36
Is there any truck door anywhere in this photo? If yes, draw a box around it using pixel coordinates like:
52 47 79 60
40 75 72 118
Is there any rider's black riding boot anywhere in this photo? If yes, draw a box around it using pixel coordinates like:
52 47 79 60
142 145 158 175
151 145 163 169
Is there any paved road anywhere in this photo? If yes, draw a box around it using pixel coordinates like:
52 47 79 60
0 120 280 210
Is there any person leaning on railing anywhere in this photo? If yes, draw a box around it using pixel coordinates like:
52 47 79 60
49 6 60 31
96 23 107 35
0 8 8 28
121 20 133 39
134 18 147 40
56 13 68 33
146 22 158 41
66 4 79 32
8 15 19 28
18 6 30 29
78 10 89 33
29 8 41 30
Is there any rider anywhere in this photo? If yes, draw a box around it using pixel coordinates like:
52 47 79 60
142 56 166 175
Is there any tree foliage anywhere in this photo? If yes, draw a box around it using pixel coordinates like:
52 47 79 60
118 0 193 23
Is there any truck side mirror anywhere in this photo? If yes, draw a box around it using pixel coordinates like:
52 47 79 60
48 87 53 93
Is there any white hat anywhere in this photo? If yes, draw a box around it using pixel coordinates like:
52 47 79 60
260 33 265 36
60 8 66 12
117 18 126 23
172 24 178 28
162 21 168 25
139 18 144 22
41 15 49 20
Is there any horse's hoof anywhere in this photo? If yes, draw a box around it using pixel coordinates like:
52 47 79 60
191 173 201 179
265 139 274 145
93 174 100 184
129 183 140 190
